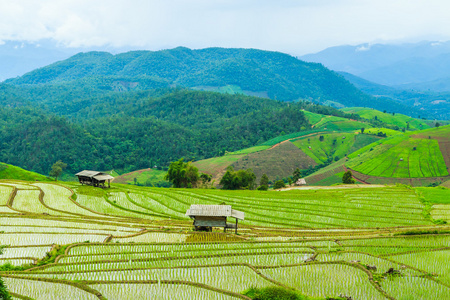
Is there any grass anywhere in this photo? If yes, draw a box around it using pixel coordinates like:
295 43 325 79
113 168 167 186
0 162 50 181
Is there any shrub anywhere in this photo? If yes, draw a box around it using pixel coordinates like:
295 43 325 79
273 180 286 189
257 185 268 191
244 287 306 300
342 171 355 184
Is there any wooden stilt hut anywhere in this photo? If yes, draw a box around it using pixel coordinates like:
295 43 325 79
185 205 244 234
75 170 114 188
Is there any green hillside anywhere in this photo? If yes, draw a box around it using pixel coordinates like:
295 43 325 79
345 125 450 182
194 121 382 183
341 107 439 130
0 162 50 181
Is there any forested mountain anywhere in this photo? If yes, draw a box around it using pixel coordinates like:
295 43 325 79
1 90 338 175
5 47 419 114
0 47 441 177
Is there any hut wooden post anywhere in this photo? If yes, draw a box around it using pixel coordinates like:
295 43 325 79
235 218 238 234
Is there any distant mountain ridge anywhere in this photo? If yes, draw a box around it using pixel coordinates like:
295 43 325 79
301 40 450 87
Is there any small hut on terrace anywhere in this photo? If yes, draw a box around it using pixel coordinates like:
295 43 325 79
295 178 307 185
185 205 244 234
75 170 114 188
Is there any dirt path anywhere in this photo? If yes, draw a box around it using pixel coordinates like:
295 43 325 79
343 165 370 184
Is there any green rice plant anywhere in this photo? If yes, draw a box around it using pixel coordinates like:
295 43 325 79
381 276 450 299
91 283 239 300
128 193 186 218
260 264 386 300
25 265 275 292
0 246 52 259
0 206 17 213
341 235 450 249
33 183 99 217
2 277 98 300
317 252 420 276
42 252 314 273
0 233 106 246
388 250 450 285
74 194 156 219
11 190 66 216
0 185 13 205
112 232 187 244
0 259 34 266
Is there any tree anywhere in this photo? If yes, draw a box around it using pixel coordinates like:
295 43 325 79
292 168 302 183
319 135 324 142
199 173 212 188
0 246 11 300
361 127 365 134
220 167 256 190
49 160 67 181
436 122 441 128
259 173 269 189
342 170 355 184
164 158 199 188
273 180 286 189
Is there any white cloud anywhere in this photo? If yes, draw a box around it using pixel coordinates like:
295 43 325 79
0 0 450 54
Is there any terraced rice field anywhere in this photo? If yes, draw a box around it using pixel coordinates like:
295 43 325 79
1 180 450 299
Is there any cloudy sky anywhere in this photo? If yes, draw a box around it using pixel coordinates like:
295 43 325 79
1 0 450 55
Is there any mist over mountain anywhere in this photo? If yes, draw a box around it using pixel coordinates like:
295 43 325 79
301 41 450 87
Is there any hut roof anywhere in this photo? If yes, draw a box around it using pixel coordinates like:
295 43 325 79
75 170 102 177
186 205 244 220
75 170 114 181
93 174 115 181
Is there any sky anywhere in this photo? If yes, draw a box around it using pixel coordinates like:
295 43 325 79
1 0 450 55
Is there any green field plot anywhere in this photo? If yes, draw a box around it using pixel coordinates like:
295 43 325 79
363 127 401 137
260 264 385 300
292 132 356 163
177 187 429 228
381 276 450 300
193 154 245 176
11 189 67 216
3 181 450 299
91 283 240 300
73 193 157 220
0 185 13 205
388 250 450 285
3 277 99 300
113 168 168 187
1 246 52 259
347 138 448 178
416 187 450 204
34 183 100 217
341 107 431 131
431 205 450 222
303 110 324 125
293 132 381 164
0 233 107 246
